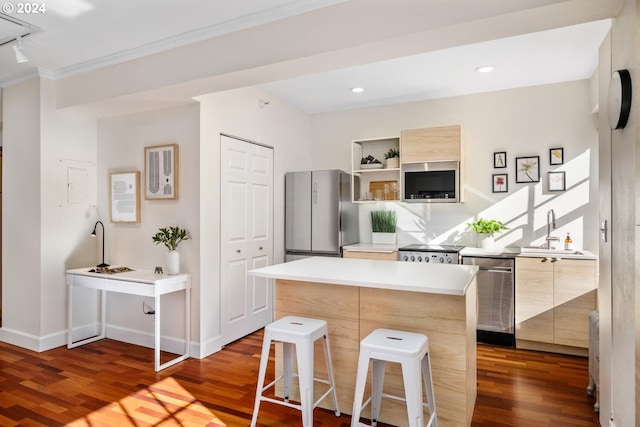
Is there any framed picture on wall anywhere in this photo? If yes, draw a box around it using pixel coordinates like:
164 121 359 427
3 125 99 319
492 173 508 193
515 156 540 183
548 171 566 192
145 144 179 200
549 147 564 165
110 171 141 223
493 152 507 168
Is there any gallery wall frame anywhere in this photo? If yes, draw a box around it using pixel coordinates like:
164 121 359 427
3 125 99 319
492 173 508 193
515 156 540 183
110 171 141 223
548 171 566 192
145 144 179 200
493 151 507 168
549 147 564 165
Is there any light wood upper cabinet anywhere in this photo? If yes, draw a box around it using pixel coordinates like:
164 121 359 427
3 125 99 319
400 125 462 163
515 257 597 350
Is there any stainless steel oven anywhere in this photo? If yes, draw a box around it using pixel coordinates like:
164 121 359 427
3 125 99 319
398 244 464 264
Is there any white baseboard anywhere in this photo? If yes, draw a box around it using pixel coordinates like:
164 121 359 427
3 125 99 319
106 324 189 355
0 323 192 356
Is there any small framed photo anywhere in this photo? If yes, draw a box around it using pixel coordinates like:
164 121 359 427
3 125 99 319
494 152 507 168
550 148 564 165
145 144 179 200
492 173 508 193
515 156 540 183
548 171 566 192
110 171 141 223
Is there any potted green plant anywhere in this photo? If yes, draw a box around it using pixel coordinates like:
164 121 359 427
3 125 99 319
384 148 400 169
152 226 191 274
370 210 397 244
467 218 508 248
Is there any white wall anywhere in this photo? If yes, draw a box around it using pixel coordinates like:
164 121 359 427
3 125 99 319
606 0 637 426
96 103 200 353
1 79 42 342
195 86 311 357
1 77 99 351
311 80 599 252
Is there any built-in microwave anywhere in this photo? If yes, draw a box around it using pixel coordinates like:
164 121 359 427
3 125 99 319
402 161 460 203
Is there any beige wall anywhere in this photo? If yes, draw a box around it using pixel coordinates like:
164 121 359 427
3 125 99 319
0 78 99 350
597 1 638 426
311 80 599 252
195 86 311 357
96 103 200 352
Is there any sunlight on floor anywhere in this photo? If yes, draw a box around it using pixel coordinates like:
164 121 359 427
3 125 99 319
67 376 226 427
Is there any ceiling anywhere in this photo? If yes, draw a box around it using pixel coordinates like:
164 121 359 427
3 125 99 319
0 0 621 114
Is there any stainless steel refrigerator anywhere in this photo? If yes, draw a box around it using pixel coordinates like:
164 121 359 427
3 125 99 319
285 170 358 261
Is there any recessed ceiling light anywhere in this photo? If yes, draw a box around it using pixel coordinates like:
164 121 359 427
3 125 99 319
350 87 364 93
474 65 494 73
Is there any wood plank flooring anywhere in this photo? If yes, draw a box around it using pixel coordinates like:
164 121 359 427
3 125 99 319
0 330 599 426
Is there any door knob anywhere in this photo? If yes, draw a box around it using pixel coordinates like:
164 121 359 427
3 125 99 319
259 246 263 250
236 249 241 253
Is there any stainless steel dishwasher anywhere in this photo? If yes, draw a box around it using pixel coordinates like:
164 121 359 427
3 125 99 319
462 255 515 346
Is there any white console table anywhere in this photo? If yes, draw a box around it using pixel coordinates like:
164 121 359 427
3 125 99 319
67 268 191 371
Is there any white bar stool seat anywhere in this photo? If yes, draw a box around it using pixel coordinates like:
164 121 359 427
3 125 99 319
251 316 340 427
351 329 437 427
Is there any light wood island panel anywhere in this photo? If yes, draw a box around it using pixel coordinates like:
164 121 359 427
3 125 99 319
274 277 477 427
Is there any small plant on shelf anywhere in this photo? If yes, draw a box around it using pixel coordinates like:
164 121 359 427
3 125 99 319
384 148 399 159
152 226 191 251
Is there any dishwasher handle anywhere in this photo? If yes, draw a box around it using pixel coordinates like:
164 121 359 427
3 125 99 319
478 266 513 273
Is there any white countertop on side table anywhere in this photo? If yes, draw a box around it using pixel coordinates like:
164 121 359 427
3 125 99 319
249 256 478 296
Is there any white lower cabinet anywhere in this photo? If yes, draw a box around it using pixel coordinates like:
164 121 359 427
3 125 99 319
515 257 597 351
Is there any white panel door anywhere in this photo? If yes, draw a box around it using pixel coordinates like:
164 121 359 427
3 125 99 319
220 135 273 345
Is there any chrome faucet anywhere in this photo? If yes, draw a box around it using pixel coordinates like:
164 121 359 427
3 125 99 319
546 209 559 249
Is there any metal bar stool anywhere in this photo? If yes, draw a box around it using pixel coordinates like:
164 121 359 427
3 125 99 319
251 316 340 427
351 329 437 427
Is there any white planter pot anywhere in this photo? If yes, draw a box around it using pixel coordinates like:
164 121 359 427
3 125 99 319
386 157 399 169
165 250 180 275
478 234 495 249
372 232 396 245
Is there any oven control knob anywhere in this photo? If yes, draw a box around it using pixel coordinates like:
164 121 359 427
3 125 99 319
403 255 408 261
410 255 415 262
424 257 429 262
417 256 422 262
446 256 453 263
439 256 444 263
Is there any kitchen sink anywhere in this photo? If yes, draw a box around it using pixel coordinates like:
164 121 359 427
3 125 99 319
521 247 584 255
518 247 595 259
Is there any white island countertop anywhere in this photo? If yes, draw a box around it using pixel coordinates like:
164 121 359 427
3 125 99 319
249 256 478 296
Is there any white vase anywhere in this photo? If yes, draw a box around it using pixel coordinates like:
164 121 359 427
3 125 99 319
165 250 180 275
372 232 396 245
479 234 495 249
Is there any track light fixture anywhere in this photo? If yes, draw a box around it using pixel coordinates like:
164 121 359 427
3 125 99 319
12 36 29 63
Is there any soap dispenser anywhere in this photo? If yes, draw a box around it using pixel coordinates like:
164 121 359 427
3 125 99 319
564 233 573 250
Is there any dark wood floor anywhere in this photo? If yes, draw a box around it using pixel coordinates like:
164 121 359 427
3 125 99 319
0 330 599 427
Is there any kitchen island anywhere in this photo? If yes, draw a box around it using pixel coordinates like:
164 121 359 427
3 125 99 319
249 256 478 427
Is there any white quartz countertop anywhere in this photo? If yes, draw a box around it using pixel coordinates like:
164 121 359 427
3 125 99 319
249 256 478 296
